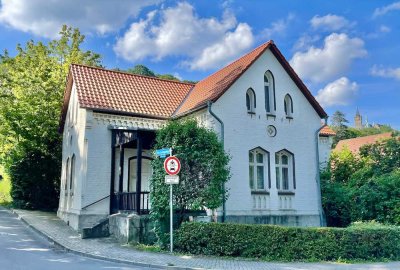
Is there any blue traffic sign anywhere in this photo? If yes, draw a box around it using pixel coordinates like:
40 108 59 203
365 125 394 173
155 148 171 158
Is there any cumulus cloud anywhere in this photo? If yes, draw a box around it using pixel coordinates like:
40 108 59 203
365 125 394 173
373 1 400 18
316 77 358 107
290 33 367 83
0 0 159 38
310 14 354 31
370 65 400 80
260 13 295 39
114 2 254 70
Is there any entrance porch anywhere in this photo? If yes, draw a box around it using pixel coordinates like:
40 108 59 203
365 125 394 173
109 128 156 215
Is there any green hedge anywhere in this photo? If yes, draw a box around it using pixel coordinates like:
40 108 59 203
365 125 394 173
175 222 400 261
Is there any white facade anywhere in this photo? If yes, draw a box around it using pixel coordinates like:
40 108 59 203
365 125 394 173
58 47 332 230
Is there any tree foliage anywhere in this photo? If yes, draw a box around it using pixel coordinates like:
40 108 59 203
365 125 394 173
322 136 400 227
0 25 101 209
150 119 230 246
126 64 156 77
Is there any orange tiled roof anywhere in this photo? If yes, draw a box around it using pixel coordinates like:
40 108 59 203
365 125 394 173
61 40 328 131
334 132 393 154
174 41 327 118
61 64 193 125
320 126 336 136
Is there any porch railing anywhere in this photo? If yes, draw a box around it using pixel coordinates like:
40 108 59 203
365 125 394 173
111 191 150 214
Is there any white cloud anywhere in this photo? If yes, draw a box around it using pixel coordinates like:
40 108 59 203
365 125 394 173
260 13 295 39
370 65 400 80
292 34 320 51
316 77 358 107
0 0 159 38
114 2 254 70
373 1 400 18
290 33 367 83
380 25 391 33
310 14 354 31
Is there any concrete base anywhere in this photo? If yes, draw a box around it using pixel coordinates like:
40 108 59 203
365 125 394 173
109 213 156 245
57 209 108 231
223 214 320 227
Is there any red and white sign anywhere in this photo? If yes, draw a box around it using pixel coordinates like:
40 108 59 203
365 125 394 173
164 156 181 175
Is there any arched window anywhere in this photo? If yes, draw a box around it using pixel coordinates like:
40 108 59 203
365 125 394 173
284 94 293 117
70 154 75 191
65 158 70 191
275 150 295 191
264 71 276 113
246 88 256 113
249 148 270 190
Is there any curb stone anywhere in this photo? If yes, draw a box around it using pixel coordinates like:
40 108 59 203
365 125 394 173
10 208 205 270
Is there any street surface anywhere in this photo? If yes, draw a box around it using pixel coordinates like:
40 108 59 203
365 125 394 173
0 208 154 270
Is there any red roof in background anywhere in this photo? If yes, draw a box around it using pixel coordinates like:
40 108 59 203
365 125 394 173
334 132 393 154
320 126 336 136
60 40 328 131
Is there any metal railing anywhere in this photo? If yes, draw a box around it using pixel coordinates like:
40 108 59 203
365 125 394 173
112 191 150 214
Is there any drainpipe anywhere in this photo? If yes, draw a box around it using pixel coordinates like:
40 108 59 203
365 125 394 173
315 117 328 227
207 101 226 223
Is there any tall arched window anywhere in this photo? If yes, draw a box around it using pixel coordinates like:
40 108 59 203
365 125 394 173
249 148 270 190
275 150 295 191
284 94 293 117
70 154 75 191
246 88 256 113
65 158 70 191
264 71 276 113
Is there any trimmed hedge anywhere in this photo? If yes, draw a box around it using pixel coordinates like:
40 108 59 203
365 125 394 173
175 222 400 261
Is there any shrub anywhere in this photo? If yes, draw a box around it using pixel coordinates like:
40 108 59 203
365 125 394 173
176 222 400 261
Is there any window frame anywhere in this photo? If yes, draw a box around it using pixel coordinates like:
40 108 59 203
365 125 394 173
246 88 256 113
275 149 295 192
284 94 293 118
70 154 75 193
264 71 276 114
249 147 270 192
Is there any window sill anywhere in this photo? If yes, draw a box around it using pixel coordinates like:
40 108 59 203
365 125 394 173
278 191 295 196
247 111 256 115
266 113 276 118
251 190 270 195
286 116 293 120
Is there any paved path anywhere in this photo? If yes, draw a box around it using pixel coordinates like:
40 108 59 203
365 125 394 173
0 207 155 270
7 207 400 270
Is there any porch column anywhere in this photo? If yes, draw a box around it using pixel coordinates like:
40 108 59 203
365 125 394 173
118 144 124 193
135 132 142 214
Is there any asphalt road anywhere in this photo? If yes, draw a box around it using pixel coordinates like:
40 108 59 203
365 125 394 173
0 208 155 270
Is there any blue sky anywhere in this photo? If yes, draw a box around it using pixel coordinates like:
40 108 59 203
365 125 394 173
0 0 399 129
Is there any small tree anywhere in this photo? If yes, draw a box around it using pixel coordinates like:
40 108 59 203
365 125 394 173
150 120 230 246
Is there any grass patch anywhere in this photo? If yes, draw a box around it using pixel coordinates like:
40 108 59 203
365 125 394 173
0 165 12 205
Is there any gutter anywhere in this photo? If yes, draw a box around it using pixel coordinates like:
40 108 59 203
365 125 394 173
315 117 328 227
207 101 226 223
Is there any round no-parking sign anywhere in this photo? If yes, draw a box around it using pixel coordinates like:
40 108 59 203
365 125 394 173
164 156 181 175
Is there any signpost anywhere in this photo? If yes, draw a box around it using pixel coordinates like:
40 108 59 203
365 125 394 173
157 148 181 253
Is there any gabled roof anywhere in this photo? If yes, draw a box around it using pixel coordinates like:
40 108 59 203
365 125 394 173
320 126 336 136
60 65 194 130
173 41 327 118
334 132 393 154
60 40 328 131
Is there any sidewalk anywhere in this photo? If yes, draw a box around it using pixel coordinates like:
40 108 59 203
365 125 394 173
10 208 400 270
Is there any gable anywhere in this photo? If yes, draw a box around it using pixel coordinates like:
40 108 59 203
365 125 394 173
174 41 327 119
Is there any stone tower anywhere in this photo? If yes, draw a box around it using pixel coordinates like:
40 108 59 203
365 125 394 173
354 108 363 129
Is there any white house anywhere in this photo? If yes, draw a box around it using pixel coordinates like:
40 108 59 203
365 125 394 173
58 41 335 231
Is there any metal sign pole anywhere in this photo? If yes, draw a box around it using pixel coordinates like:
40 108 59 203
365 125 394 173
169 147 173 253
170 183 173 253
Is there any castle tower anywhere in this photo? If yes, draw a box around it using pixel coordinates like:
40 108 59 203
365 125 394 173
354 108 363 129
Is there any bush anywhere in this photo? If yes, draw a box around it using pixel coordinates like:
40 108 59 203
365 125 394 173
176 222 400 261
9 149 60 210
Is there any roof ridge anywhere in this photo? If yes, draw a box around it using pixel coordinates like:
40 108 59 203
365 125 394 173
71 63 196 86
196 40 273 83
